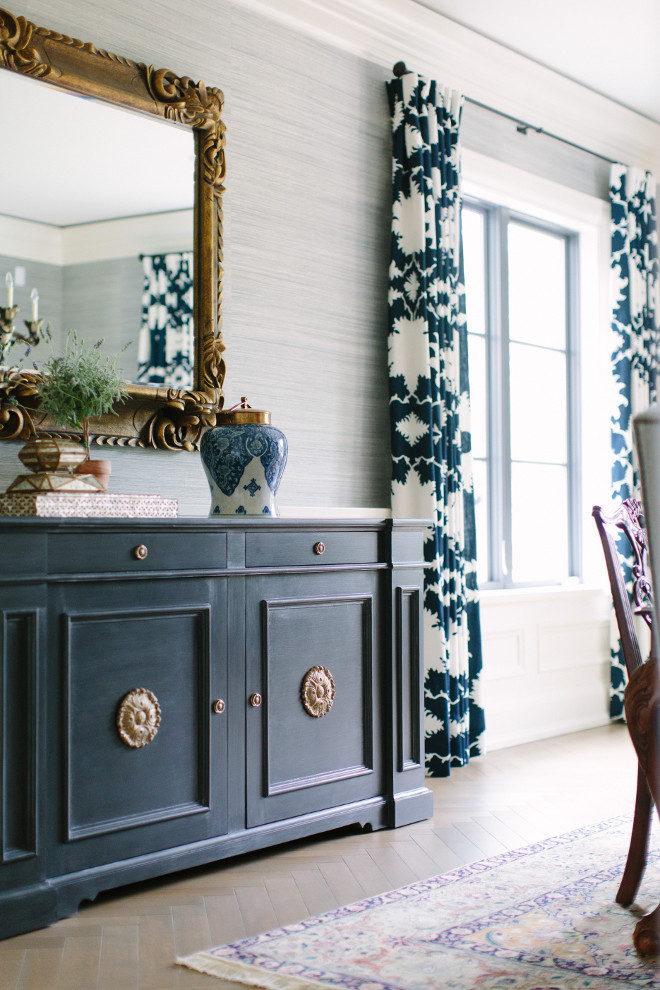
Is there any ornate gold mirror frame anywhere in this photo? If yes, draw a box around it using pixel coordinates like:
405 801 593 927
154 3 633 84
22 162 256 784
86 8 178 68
0 7 225 451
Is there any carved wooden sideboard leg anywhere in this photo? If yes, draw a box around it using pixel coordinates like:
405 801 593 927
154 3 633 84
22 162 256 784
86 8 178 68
616 764 653 906
624 655 660 953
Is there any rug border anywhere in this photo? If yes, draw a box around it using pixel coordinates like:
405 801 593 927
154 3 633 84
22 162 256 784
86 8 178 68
177 951 333 989
177 814 636 988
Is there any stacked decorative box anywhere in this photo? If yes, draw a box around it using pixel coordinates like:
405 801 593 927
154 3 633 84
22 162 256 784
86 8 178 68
1 438 177 518
0 492 178 518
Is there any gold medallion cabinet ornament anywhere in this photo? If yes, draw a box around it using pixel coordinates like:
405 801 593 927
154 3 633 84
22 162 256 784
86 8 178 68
117 688 162 748
301 666 335 718
0 6 226 451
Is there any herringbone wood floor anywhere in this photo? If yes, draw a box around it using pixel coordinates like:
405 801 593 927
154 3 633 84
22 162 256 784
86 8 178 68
0 724 641 989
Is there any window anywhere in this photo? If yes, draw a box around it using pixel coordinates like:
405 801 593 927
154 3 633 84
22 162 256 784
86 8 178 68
462 200 580 588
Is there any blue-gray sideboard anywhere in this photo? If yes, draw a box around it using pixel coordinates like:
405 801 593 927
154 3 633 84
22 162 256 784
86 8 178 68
0 517 432 939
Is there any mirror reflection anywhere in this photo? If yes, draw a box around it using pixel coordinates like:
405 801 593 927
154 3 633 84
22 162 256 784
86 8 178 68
0 70 195 386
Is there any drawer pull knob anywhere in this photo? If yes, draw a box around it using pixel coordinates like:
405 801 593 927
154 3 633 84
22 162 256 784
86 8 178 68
212 699 226 715
313 541 325 555
249 693 262 708
134 544 148 560
117 688 161 748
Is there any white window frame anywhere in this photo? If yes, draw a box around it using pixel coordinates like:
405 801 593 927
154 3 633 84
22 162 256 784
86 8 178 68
461 149 612 594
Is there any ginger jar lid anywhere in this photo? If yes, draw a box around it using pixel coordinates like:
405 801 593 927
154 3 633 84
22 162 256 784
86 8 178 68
215 397 271 426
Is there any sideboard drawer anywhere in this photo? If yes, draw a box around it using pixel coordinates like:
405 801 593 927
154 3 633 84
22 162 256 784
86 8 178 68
245 530 379 568
48 530 227 574
0 531 46 576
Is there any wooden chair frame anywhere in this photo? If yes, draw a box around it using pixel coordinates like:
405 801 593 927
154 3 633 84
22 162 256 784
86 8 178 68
593 498 659 953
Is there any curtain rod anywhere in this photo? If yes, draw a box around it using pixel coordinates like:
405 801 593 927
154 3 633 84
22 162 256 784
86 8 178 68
392 62 617 167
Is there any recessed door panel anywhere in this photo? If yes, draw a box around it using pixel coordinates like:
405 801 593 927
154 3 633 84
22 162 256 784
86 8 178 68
246 571 382 827
53 579 227 869
66 607 209 838
2 610 38 861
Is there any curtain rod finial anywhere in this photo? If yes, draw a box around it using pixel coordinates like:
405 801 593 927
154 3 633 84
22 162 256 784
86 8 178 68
392 61 409 77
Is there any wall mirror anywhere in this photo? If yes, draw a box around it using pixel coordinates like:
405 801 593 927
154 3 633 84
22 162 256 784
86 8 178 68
0 6 226 451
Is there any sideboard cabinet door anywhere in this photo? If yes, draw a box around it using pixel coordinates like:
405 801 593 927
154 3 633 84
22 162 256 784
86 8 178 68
47 577 228 875
245 569 384 828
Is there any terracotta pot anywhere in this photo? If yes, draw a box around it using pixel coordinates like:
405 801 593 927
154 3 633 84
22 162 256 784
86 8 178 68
75 457 112 491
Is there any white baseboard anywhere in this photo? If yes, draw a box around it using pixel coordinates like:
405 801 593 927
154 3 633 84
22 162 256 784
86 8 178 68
481 713 613 754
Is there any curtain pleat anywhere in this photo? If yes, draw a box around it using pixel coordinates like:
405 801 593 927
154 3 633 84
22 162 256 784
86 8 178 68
137 251 194 389
609 164 660 717
387 72 485 776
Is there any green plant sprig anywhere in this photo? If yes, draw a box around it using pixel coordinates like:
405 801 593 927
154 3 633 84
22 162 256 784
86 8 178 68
35 331 129 451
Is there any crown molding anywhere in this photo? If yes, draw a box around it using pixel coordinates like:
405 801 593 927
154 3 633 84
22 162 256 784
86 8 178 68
230 0 660 175
0 215 62 265
61 210 193 265
0 211 193 267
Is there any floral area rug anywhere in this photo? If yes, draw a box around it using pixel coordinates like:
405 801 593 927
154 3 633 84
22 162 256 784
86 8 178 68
178 816 660 989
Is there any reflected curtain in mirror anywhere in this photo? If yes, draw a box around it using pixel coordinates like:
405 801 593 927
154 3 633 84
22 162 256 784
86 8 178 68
386 70 485 777
137 252 194 389
609 165 660 718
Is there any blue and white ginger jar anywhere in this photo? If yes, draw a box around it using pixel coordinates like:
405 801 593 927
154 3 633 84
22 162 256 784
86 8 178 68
200 401 287 517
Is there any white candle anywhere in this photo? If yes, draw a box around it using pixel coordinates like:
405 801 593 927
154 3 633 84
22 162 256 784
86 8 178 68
5 272 13 309
30 287 39 321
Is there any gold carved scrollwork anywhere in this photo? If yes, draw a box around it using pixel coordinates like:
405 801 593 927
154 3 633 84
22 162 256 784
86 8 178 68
301 666 335 718
0 9 51 78
0 368 40 440
117 688 161 749
143 388 217 452
144 68 226 187
203 334 227 400
143 64 226 428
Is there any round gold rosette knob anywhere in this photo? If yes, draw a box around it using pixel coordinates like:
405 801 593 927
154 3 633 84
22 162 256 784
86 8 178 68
301 666 335 718
117 688 161 748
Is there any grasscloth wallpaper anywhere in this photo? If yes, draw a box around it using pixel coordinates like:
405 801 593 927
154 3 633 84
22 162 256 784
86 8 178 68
0 0 394 515
0 0 612 516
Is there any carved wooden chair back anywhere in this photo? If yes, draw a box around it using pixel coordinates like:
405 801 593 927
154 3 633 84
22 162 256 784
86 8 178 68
593 498 655 917
592 498 653 677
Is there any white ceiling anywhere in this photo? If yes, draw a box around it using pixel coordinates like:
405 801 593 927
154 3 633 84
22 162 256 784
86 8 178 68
414 0 660 124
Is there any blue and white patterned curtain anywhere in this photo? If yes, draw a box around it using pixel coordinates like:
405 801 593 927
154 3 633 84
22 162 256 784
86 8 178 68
609 164 660 717
386 72 485 776
137 251 194 389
